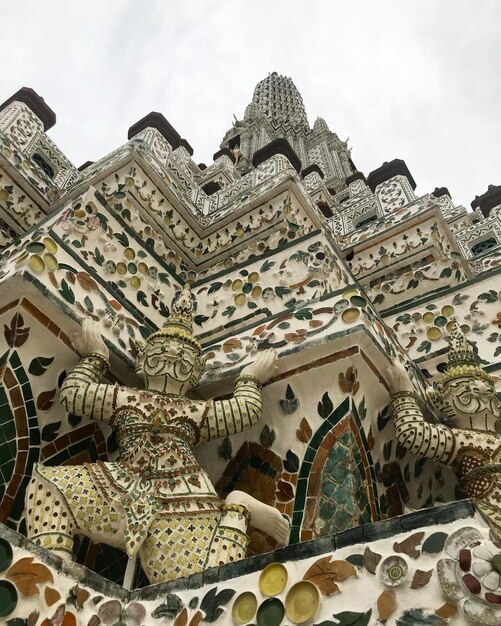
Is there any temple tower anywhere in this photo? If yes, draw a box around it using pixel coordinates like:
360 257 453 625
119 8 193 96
220 72 356 189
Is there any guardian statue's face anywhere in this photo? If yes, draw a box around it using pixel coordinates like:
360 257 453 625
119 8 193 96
432 376 501 433
136 337 205 391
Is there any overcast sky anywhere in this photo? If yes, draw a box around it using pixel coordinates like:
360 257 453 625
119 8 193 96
1 1 499 208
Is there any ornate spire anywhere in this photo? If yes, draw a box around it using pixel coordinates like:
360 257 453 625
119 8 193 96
146 284 202 353
313 117 330 133
251 72 309 133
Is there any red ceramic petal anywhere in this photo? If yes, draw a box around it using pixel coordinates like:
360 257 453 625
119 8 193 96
463 573 481 594
459 549 471 572
485 592 501 604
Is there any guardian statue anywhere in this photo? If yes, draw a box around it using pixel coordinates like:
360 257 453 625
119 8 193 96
386 324 501 537
26 286 289 583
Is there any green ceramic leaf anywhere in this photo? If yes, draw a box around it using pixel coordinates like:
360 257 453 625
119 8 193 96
377 405 391 431
283 450 299 473
260 260 275 272
217 436 232 461
383 441 393 462
422 532 448 554
59 278 75 304
151 594 184 619
396 608 445 625
260 424 276 448
159 302 170 318
208 282 223 294
189 597 199 609
158 273 171 285
285 384 296 400
94 249 104 268
68 413 82 427
200 587 236 623
357 397 367 420
194 315 209 327
28 356 54 376
279 385 299 414
84 296 94 312
275 286 291 297
294 309 313 320
113 232 129 247
395 314 411 324
417 340 432 354
452 293 469 305
478 289 498 303
41 421 61 442
317 391 333 419
331 609 372 626
346 554 363 567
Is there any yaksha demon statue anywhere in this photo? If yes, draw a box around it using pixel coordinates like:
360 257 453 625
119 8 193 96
386 323 501 537
26 285 289 583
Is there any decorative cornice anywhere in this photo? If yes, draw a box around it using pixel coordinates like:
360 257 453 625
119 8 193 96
432 187 451 198
77 160 94 172
302 164 324 179
471 184 501 217
252 138 301 173
0 87 56 131
345 171 366 186
213 148 236 163
128 112 182 150
179 138 194 156
367 158 416 191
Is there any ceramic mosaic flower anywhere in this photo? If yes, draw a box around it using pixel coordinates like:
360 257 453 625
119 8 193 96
97 599 146 626
437 527 501 626
470 541 501 593
230 560 330 626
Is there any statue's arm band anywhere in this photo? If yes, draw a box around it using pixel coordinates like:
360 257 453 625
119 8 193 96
391 392 456 464
205 376 263 440
59 353 117 422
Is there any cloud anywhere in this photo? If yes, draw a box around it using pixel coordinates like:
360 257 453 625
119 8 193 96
0 0 499 206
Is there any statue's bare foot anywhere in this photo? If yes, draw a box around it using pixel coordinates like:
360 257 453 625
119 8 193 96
225 490 290 545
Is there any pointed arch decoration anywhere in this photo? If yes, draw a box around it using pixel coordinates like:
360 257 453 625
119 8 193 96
290 396 379 544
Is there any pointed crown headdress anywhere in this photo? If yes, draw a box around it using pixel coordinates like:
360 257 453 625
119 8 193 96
437 322 494 390
146 284 202 354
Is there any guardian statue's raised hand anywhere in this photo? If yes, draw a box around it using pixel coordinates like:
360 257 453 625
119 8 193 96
25 285 289 583
386 323 501 537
